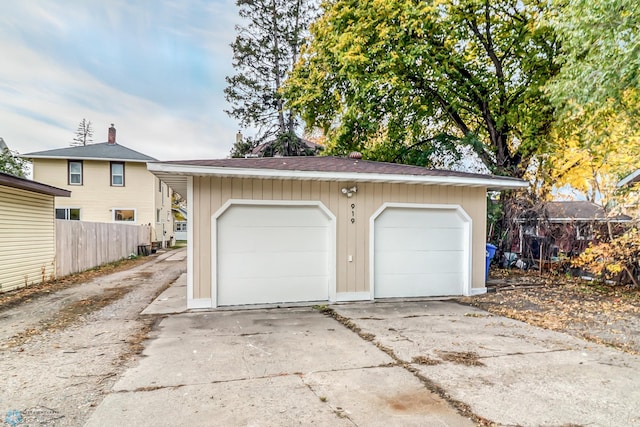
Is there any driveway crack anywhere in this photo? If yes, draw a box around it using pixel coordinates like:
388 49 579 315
317 306 495 426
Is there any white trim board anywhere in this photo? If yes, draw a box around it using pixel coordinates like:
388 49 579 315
211 199 337 308
148 162 528 190
369 203 473 298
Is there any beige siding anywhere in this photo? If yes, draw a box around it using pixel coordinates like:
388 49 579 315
192 177 487 300
32 159 172 242
0 185 56 292
153 178 175 242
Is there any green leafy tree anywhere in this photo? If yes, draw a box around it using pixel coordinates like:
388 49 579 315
71 118 93 146
0 141 29 178
225 0 316 156
548 0 640 112
285 0 561 177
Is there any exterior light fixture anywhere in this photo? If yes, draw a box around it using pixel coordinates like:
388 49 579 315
341 186 358 197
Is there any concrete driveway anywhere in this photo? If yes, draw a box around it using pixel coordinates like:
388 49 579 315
86 285 640 426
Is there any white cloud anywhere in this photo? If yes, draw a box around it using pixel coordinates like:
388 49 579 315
0 0 240 160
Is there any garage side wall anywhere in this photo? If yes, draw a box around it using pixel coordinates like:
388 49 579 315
191 177 487 301
0 185 56 293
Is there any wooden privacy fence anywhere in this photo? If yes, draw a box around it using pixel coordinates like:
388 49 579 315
56 220 152 277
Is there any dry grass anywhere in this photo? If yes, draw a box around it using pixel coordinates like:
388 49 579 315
0 256 149 312
459 269 640 355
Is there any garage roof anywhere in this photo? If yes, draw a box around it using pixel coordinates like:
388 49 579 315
148 156 529 199
0 171 71 197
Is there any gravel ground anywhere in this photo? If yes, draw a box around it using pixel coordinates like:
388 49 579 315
0 249 185 426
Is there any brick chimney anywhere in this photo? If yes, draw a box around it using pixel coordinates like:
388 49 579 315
108 124 116 145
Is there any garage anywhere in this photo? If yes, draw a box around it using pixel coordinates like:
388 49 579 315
373 204 470 298
148 156 527 308
214 202 334 306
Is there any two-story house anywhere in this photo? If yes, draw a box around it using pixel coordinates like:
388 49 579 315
24 125 174 246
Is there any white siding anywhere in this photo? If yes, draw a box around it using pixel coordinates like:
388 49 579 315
0 185 56 292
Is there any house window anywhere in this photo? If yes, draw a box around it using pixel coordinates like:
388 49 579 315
159 180 162 192
113 208 136 222
110 162 125 186
68 161 83 185
55 208 80 220
522 225 538 236
175 222 187 232
156 208 162 223
576 223 594 240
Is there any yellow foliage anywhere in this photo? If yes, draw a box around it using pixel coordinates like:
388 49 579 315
575 228 640 285
547 94 640 206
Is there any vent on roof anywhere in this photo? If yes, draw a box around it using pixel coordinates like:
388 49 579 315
108 124 116 145
348 151 362 159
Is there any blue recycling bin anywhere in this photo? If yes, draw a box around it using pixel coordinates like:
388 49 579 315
485 243 497 280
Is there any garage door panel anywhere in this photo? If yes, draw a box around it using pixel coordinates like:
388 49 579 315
216 204 332 306
221 205 328 227
374 206 468 298
376 250 464 275
219 251 328 279
376 227 465 251
376 208 464 228
219 226 328 253
218 276 329 306
375 273 463 297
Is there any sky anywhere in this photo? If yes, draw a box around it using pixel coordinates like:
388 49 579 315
0 0 245 161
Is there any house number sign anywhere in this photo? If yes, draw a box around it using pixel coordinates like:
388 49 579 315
351 203 356 223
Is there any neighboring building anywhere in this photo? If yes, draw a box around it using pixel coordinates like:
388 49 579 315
516 201 632 259
149 155 527 309
0 171 70 292
24 125 173 245
172 206 188 241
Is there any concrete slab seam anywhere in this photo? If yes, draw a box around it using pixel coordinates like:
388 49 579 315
316 306 492 426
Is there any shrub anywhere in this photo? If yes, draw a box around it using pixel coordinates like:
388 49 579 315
574 228 640 286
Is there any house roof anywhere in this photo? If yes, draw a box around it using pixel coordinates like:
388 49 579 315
522 201 632 222
23 142 156 163
148 156 529 199
618 169 640 187
250 138 322 156
0 171 71 197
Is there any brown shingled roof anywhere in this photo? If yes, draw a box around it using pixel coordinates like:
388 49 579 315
158 156 522 183
0 171 71 197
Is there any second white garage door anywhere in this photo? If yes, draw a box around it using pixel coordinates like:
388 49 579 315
373 205 470 298
215 203 333 306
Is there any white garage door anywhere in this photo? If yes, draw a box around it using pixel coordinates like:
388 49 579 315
216 204 332 306
374 206 469 298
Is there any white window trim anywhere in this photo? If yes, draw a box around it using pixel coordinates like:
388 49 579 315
68 161 83 186
55 207 81 220
111 162 125 187
112 207 137 223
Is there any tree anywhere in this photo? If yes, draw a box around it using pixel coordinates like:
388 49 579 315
0 139 29 178
548 0 640 113
546 99 640 208
225 0 316 156
285 0 561 177
71 118 93 147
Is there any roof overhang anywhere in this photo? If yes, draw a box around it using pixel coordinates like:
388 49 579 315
618 169 640 187
26 154 149 163
147 162 529 201
0 173 71 197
